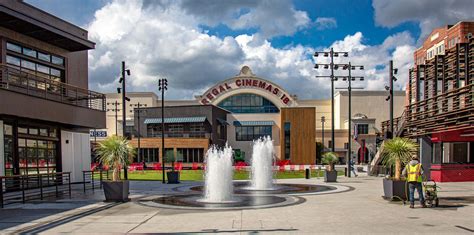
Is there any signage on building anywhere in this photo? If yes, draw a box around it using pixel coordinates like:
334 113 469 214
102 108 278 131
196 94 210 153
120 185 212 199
199 77 294 106
90 130 107 137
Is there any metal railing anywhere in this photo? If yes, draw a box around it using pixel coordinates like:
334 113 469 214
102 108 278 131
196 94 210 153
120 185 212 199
0 172 71 208
82 170 110 192
0 64 106 111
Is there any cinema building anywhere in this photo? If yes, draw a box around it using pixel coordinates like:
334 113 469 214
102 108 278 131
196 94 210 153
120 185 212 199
388 21 474 182
0 1 105 182
100 66 405 166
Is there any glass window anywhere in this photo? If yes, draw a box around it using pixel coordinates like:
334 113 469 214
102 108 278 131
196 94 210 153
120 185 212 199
6 42 22 53
23 47 37 58
4 124 13 136
284 122 291 160
51 55 64 65
50 68 61 77
38 52 51 62
6 55 21 66
21 60 36 71
356 124 369 135
218 93 279 113
18 127 28 134
37 64 50 74
236 125 272 141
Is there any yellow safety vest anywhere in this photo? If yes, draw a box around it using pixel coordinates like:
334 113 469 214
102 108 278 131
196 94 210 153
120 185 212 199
407 164 423 182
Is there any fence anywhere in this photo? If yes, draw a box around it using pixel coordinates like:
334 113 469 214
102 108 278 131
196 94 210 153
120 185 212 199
82 170 110 192
0 172 71 208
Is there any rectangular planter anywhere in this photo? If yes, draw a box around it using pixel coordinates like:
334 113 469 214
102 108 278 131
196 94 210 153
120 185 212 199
324 170 337 182
382 178 407 201
103 180 130 202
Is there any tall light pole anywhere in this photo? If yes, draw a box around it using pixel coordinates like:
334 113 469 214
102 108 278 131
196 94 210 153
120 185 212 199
385 60 398 138
158 78 168 183
118 61 131 179
134 102 146 163
321 116 326 152
114 101 119 135
314 49 349 152
336 63 364 177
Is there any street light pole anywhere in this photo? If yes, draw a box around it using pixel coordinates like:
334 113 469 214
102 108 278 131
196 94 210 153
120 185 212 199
159 78 168 183
114 101 118 135
321 116 325 152
137 102 141 163
389 60 394 137
118 61 131 180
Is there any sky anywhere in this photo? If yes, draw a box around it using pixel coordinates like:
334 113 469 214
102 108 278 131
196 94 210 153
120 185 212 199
26 0 474 100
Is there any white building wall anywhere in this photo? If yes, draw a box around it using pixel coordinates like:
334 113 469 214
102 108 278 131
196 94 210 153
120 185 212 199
226 113 281 162
0 121 4 176
61 131 91 183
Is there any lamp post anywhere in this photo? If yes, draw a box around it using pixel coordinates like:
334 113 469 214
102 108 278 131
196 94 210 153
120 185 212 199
321 116 325 152
314 49 349 152
118 61 131 179
134 102 146 163
158 78 168 183
336 62 364 177
114 101 119 135
385 60 398 138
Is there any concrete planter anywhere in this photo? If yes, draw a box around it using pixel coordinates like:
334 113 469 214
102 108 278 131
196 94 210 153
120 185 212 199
324 170 337 182
103 180 130 202
382 178 407 200
167 171 180 184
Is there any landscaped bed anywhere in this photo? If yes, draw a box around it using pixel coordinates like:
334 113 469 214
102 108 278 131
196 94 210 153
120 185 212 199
124 169 344 181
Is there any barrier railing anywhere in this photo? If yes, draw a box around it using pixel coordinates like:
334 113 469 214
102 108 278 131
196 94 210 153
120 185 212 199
0 172 71 208
82 170 110 192
0 64 106 111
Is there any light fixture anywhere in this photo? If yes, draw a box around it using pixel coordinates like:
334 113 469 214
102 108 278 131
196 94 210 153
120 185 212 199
333 78 338 81
324 64 329 69
126 69 131 76
334 52 339 57
385 96 390 101
359 77 364 81
125 97 130 102
360 66 364 70
392 76 398 81
334 65 339 70
314 64 319 69
117 88 121 93
343 52 349 57
314 52 319 57
324 52 329 57
119 77 123 83
343 65 349 70
351 66 356 70
342 77 347 81
393 68 398 74
385 85 389 91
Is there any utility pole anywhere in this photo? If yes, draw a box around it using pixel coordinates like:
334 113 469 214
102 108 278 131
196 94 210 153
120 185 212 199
321 116 325 152
159 78 168 183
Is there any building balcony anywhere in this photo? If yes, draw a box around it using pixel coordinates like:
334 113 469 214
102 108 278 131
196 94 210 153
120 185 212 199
0 64 106 129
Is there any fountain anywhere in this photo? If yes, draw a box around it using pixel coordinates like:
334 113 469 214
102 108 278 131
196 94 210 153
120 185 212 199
201 144 234 203
249 136 275 190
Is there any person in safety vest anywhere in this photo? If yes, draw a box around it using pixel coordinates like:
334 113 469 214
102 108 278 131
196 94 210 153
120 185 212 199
402 156 426 208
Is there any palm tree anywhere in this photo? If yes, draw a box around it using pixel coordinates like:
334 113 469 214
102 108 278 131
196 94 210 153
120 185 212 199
322 152 339 171
96 136 135 181
380 137 418 181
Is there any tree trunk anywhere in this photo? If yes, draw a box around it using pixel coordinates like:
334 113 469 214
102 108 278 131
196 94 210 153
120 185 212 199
112 161 120 181
327 163 333 172
394 159 401 181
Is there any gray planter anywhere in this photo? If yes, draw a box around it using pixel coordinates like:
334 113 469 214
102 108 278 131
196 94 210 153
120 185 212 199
324 170 337 182
103 180 130 202
382 178 407 201
167 171 180 184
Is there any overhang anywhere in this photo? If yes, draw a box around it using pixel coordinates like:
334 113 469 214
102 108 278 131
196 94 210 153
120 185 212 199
144 117 207 124
233 121 275 126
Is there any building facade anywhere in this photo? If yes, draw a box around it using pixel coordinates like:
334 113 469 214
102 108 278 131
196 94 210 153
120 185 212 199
96 66 405 166
0 1 105 182
398 21 474 182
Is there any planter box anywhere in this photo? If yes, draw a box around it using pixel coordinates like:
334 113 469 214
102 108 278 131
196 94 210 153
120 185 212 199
324 170 337 182
103 180 130 202
167 171 180 184
382 178 407 200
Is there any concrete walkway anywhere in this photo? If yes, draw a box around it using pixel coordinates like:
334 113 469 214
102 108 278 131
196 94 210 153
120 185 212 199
0 176 473 234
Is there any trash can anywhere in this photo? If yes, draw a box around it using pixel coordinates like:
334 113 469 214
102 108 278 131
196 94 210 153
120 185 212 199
305 168 310 179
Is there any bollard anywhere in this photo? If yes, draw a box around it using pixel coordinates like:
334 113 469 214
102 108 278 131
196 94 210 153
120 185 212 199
305 168 310 179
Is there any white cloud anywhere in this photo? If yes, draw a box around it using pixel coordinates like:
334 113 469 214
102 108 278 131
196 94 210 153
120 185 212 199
314 17 337 30
87 0 416 100
372 0 474 42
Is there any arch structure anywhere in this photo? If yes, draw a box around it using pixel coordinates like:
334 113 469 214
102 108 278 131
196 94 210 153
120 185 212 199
197 66 297 110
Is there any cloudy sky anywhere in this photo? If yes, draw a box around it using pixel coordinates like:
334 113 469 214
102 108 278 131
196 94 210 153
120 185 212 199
26 0 473 99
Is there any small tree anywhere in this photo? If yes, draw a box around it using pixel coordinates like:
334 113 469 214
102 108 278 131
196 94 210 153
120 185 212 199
322 152 339 171
165 150 183 172
96 136 135 181
380 137 418 181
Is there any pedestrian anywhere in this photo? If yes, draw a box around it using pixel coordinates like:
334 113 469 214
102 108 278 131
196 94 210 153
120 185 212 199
402 155 426 208
350 157 358 177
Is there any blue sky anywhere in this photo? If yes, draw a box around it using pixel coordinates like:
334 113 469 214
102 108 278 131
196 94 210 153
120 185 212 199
25 0 473 99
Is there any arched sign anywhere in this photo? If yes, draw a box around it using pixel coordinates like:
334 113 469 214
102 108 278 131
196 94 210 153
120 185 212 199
198 66 296 106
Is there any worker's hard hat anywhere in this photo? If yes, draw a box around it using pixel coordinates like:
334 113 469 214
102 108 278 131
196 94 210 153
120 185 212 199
411 155 419 160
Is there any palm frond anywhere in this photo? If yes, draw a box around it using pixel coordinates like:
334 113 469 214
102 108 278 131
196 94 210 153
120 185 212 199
380 137 418 168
